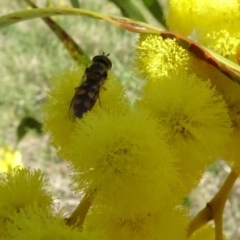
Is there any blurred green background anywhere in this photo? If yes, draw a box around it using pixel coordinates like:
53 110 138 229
0 1 240 239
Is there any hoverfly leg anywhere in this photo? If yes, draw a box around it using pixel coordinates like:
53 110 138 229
102 52 110 57
74 87 80 92
98 95 101 105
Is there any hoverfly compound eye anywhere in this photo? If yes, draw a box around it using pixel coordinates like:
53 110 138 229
92 53 112 70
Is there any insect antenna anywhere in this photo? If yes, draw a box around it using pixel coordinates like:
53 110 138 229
102 51 110 57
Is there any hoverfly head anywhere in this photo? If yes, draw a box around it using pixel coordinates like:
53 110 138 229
92 53 112 70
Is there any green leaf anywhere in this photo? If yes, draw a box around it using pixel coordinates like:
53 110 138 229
0 7 161 32
17 117 43 143
203 46 240 81
109 0 160 26
22 0 89 63
0 8 239 85
69 0 80 8
159 32 240 85
142 0 167 28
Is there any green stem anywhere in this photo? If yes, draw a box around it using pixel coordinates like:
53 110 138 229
188 169 239 239
66 190 95 228
210 170 238 240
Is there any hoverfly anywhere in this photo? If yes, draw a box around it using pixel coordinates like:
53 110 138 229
69 53 112 120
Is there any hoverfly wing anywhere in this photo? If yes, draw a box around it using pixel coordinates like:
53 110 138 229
72 78 106 119
68 79 105 121
68 88 78 122
68 72 87 122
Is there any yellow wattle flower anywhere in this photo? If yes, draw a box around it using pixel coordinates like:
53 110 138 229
0 168 53 211
167 0 240 60
41 23 236 238
86 206 189 240
137 71 232 194
135 34 190 81
199 30 240 58
0 168 53 238
70 107 179 216
134 33 232 193
0 146 23 173
200 69 240 172
166 0 199 35
6 205 99 240
211 76 240 172
42 64 124 159
42 66 85 152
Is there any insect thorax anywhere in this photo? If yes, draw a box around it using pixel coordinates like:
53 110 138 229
86 62 108 80
92 54 112 70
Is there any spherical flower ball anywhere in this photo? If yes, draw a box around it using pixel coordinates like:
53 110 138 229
69 107 180 217
166 0 199 36
137 72 232 193
167 0 240 59
217 81 240 173
42 65 85 153
134 34 190 81
6 205 100 240
86 206 189 240
0 168 53 238
204 71 240 172
42 64 125 159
